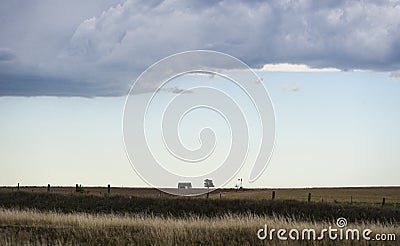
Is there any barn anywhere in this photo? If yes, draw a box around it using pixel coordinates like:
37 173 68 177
177 182 192 189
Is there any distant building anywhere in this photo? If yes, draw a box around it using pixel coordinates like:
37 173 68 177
178 182 192 189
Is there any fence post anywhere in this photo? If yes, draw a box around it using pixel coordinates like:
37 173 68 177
219 192 222 199
47 184 51 192
75 184 78 192
308 193 311 203
107 184 111 194
272 191 275 200
17 183 20 191
382 197 385 207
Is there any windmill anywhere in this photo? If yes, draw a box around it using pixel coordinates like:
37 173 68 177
235 178 243 191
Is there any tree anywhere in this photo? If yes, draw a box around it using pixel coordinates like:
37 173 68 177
204 179 214 188
204 179 214 199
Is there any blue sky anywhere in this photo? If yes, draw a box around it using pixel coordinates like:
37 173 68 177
0 0 399 188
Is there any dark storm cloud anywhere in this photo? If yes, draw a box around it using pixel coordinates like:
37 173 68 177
0 0 399 96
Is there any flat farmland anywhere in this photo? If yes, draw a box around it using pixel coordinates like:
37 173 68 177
212 187 400 205
1 186 399 206
0 187 399 245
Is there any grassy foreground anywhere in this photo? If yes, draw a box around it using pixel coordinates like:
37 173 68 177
0 191 399 222
0 208 398 245
0 191 398 245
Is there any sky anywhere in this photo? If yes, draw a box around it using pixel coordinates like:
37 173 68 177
0 0 399 188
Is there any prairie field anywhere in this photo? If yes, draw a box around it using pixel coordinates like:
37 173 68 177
0 208 398 245
2 186 399 206
0 187 398 245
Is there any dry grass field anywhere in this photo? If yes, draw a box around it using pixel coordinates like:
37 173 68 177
2 186 399 206
0 208 398 245
0 187 398 245
212 187 400 205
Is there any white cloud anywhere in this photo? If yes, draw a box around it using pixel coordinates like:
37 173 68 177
261 63 340 72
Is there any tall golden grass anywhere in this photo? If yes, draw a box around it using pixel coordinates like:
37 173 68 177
0 208 398 245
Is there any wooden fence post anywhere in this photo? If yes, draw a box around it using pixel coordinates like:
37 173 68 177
272 191 275 200
308 193 311 203
382 197 386 207
47 184 51 192
75 184 78 192
107 184 111 194
17 183 19 191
